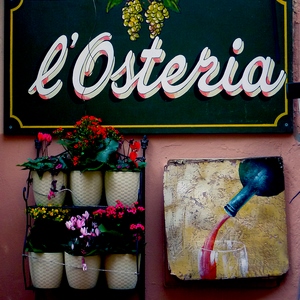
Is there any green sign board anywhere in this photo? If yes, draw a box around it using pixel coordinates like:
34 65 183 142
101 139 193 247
4 0 292 134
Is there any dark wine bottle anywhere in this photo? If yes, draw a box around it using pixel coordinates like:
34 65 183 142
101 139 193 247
224 157 285 217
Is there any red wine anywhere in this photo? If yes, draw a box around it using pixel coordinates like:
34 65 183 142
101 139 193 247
199 214 230 279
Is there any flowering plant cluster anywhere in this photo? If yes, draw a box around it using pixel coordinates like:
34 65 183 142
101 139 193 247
26 201 145 255
93 200 145 253
19 117 147 176
26 207 71 253
27 206 71 222
64 211 102 257
54 116 123 172
107 139 146 172
17 132 68 179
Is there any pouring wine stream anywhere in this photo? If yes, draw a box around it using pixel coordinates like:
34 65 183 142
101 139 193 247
199 157 284 279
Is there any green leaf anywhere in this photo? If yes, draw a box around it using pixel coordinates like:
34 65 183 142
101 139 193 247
26 241 44 253
85 249 98 256
106 0 124 13
96 139 119 163
99 223 108 233
163 0 180 13
99 224 123 237
58 156 68 169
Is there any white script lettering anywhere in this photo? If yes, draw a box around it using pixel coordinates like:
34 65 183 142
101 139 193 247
28 35 68 99
29 34 286 100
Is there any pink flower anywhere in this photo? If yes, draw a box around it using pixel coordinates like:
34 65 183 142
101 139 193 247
76 219 85 229
115 200 124 209
55 164 62 169
117 211 124 218
94 227 100 236
136 224 145 230
82 257 87 271
80 227 89 237
47 190 56 200
106 206 117 218
70 216 77 223
66 220 75 230
44 133 52 143
82 211 89 220
127 207 137 214
130 224 137 230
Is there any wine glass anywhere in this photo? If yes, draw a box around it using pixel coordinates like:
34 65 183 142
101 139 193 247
198 240 248 279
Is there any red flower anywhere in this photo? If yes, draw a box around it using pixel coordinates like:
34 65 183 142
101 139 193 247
37 132 44 141
127 207 137 214
44 133 52 143
129 151 138 161
130 141 141 152
72 156 79 166
115 200 125 209
37 132 52 143
37 132 52 156
92 208 106 216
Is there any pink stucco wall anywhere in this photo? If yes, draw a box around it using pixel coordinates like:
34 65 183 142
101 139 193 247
1 2 300 300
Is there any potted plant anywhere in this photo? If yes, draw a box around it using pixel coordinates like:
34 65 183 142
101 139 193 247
93 200 145 289
64 210 102 289
53 115 123 206
104 138 147 206
17 132 69 206
25 206 71 288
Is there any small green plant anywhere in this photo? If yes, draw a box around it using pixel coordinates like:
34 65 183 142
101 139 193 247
107 139 146 171
17 132 68 179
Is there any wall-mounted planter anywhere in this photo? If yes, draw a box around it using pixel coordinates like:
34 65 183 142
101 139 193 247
105 171 140 206
28 252 64 289
32 171 67 206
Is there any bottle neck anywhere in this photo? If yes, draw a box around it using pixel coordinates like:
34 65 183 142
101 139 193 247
224 184 256 217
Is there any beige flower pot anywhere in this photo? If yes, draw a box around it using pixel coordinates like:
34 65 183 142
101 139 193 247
32 171 67 206
105 171 140 206
70 171 103 206
105 254 141 290
28 252 64 289
64 252 101 289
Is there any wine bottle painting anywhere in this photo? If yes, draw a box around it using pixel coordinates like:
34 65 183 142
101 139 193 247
164 157 289 281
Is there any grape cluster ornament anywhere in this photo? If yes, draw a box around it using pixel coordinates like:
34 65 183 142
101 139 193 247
106 0 180 41
122 0 144 41
145 1 170 39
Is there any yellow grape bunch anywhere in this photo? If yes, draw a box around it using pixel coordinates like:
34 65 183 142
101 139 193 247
121 0 170 40
122 0 144 41
145 1 170 39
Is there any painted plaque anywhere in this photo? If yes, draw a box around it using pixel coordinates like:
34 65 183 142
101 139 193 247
4 0 292 134
163 157 288 280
